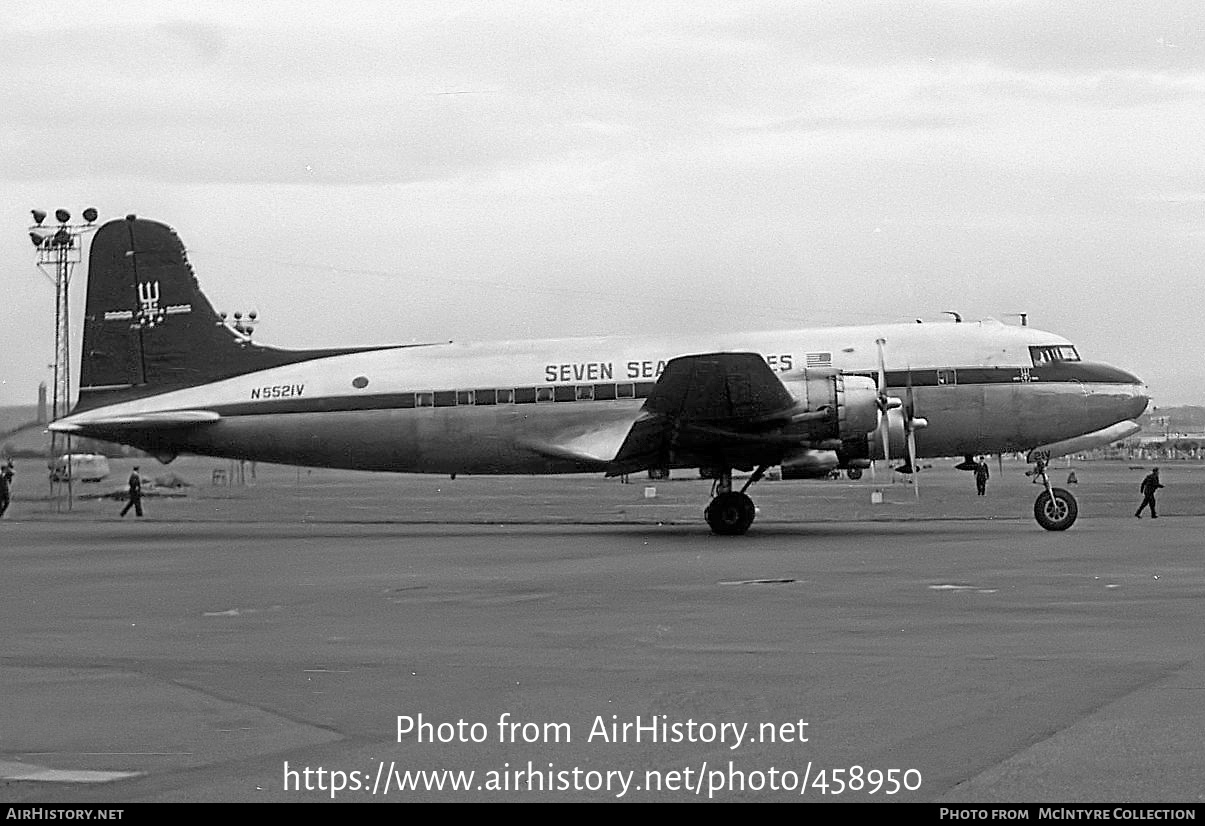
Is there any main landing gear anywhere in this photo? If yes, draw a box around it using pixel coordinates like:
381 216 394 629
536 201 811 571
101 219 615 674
705 466 767 535
1029 457 1078 531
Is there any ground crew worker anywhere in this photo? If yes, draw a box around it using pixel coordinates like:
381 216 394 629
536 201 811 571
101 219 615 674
974 458 990 496
120 466 144 518
1135 467 1163 519
0 461 11 518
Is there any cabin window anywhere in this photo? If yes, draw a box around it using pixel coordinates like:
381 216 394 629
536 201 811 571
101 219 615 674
576 385 594 401
936 369 956 386
536 386 555 402
554 385 576 402
616 383 635 399
1029 345 1081 366
635 381 656 398
475 389 497 405
416 392 434 407
456 390 474 406
594 383 616 401
395 393 416 408
434 391 457 407
514 387 536 404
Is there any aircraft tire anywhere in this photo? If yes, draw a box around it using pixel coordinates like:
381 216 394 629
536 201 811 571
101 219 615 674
705 492 756 535
846 468 863 480
1034 487 1078 531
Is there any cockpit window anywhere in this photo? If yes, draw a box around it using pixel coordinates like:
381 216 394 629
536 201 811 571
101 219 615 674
1029 345 1081 365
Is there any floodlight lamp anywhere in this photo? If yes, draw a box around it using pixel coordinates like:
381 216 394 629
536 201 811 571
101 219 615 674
82 207 98 223
54 229 72 247
29 232 45 247
55 209 71 224
248 310 258 320
31 209 46 226
234 312 243 320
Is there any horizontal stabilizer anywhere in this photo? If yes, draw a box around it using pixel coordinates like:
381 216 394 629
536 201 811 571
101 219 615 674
50 410 221 433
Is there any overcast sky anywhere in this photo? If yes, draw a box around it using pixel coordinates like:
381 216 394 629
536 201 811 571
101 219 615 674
2 1 1202 410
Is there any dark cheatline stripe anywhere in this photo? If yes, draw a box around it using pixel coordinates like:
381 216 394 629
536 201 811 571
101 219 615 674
850 361 1142 389
162 361 1142 419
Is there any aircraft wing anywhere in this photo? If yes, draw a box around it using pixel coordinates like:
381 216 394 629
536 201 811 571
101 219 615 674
606 352 800 476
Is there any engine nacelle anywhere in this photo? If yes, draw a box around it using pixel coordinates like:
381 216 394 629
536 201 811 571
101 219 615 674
779 370 880 444
780 449 839 479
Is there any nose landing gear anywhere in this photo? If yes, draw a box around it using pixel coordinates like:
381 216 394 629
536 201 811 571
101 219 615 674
1029 456 1078 531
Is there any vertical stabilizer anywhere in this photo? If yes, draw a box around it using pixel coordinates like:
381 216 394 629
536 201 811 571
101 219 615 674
76 216 385 413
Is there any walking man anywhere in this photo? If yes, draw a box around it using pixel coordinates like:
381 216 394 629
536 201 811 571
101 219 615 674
120 466 144 518
0 461 12 518
974 457 990 496
1135 467 1163 519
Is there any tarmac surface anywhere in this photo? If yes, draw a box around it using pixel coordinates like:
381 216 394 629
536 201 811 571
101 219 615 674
1 457 1203 802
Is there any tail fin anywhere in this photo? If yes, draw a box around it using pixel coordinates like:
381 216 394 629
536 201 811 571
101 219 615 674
77 216 383 413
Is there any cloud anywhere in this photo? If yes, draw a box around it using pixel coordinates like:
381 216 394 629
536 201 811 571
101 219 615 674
718 0 1205 74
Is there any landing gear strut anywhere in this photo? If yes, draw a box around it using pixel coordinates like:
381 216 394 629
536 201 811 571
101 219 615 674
1030 457 1078 531
704 466 766 535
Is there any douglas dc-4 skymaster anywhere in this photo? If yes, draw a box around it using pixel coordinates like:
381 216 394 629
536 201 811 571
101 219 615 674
50 216 1149 534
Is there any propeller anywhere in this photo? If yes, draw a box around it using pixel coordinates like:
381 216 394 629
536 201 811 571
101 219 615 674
871 338 901 484
875 339 890 473
894 366 929 498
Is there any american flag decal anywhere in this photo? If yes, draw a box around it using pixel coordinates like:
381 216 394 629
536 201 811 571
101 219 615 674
806 352 832 367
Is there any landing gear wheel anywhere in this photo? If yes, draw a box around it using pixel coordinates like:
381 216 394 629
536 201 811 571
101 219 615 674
846 468 863 480
705 492 756 535
1034 487 1078 531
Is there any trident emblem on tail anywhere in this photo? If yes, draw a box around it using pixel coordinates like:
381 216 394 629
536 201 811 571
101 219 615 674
136 280 166 328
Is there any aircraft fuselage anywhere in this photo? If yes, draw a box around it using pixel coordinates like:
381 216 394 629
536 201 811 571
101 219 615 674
57 319 1148 474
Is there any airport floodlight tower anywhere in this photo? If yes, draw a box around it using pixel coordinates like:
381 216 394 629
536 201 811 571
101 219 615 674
29 207 99 507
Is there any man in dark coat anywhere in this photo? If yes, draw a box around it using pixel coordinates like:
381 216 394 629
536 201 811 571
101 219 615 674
0 462 11 518
1135 467 1163 519
974 458 990 496
120 466 143 518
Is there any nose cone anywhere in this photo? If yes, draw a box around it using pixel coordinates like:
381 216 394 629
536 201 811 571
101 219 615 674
1073 362 1149 429
1110 366 1151 420
1109 373 1150 423
1131 380 1151 420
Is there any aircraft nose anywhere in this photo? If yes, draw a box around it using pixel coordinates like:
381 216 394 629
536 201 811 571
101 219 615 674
1130 379 1151 420
1076 362 1149 425
1111 367 1150 420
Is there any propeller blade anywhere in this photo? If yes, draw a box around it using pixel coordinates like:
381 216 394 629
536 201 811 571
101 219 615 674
875 338 890 471
903 364 920 497
907 426 920 498
880 411 890 468
875 338 887 407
